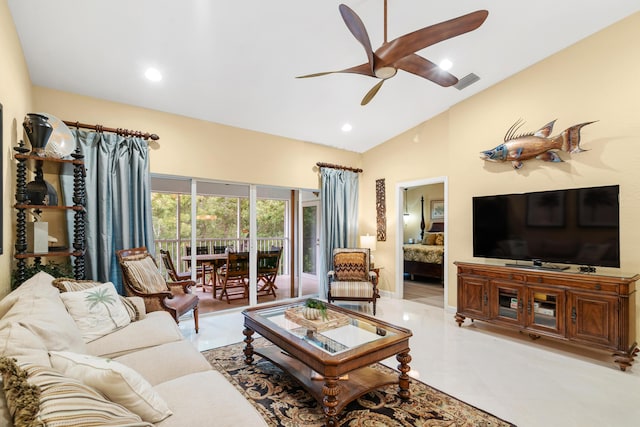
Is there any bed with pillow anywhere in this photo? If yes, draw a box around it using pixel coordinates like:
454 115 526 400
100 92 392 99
403 222 444 282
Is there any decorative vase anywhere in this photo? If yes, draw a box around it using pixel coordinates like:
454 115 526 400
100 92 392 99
25 168 58 206
40 113 76 159
23 113 53 156
302 307 321 320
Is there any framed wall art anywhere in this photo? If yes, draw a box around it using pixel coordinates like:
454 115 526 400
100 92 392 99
430 199 444 222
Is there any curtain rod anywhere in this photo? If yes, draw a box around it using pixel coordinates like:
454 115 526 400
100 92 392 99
63 120 160 141
316 162 363 173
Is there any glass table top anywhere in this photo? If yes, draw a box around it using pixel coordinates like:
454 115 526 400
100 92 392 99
254 302 396 355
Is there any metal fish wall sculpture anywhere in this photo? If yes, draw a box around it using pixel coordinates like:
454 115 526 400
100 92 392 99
480 119 596 169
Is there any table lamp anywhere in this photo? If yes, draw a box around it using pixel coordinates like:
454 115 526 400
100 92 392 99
360 234 377 268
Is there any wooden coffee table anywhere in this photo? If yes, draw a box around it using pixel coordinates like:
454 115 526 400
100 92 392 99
242 300 413 426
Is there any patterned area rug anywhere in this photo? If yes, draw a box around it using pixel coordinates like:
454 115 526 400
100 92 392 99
202 339 516 427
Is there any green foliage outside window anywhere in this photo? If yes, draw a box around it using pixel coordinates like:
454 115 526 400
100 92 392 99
152 193 286 240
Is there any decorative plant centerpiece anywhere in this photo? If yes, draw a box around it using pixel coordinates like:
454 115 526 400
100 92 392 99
303 299 328 321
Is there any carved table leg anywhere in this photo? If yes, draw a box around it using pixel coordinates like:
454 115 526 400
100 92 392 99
243 327 254 365
396 351 412 400
454 313 466 327
322 376 341 427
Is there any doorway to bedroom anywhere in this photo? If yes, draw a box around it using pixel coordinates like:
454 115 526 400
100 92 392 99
398 178 447 309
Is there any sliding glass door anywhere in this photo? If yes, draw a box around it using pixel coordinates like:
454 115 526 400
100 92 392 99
150 176 319 314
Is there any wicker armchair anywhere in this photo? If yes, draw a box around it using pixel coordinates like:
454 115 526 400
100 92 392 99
327 248 379 315
116 247 199 332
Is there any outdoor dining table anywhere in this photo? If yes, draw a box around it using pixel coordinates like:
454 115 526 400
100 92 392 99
181 253 228 289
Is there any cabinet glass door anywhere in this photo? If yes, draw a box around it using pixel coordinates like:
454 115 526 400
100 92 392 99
527 287 565 335
493 281 524 324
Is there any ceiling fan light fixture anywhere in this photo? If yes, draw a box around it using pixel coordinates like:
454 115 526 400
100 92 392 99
439 59 453 71
375 66 397 79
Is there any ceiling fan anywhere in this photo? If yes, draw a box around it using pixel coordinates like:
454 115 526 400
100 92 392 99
297 1 489 105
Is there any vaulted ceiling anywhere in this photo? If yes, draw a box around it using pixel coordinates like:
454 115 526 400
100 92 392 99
8 1 639 152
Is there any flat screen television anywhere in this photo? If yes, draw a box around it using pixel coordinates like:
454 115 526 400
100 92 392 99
472 185 620 268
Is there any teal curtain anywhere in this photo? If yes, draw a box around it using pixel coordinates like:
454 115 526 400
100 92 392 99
61 130 154 293
319 168 359 296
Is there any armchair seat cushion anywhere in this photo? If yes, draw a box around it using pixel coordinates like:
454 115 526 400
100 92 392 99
329 281 375 298
163 293 198 315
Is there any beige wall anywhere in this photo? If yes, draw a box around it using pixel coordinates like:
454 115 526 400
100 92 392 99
362 13 640 331
33 87 361 190
0 0 33 296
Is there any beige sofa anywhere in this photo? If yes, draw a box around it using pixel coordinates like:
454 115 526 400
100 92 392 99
0 272 267 426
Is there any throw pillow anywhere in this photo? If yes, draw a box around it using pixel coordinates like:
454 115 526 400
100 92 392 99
0 322 50 367
0 271 57 319
59 282 131 343
120 255 168 294
6 360 152 426
50 351 172 423
0 356 40 427
333 252 367 281
422 233 438 245
435 233 444 245
52 278 140 322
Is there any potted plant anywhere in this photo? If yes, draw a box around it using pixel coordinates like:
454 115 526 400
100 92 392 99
303 299 328 321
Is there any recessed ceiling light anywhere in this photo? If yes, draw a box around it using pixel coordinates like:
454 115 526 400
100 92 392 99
341 123 352 132
439 59 453 71
144 68 162 82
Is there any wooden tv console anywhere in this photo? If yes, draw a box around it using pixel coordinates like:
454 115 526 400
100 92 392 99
454 261 638 371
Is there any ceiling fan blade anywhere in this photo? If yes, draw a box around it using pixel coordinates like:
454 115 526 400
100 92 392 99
361 80 385 106
395 54 458 87
375 10 489 66
339 4 375 73
296 62 375 79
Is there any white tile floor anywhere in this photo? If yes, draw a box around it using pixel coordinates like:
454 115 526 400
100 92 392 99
179 297 640 427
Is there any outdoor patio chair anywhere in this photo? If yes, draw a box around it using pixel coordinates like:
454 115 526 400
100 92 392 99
216 251 249 303
257 247 282 298
160 249 204 283
327 247 379 315
117 246 199 332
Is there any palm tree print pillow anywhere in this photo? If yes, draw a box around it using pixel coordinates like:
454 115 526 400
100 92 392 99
59 282 131 343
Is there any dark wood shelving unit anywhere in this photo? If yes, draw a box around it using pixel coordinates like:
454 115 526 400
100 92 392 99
13 142 87 285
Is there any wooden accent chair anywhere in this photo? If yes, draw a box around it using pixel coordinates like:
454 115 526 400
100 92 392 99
257 247 282 298
116 247 199 332
216 251 249 303
327 248 380 315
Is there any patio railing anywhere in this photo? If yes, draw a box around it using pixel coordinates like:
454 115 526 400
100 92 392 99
154 238 288 277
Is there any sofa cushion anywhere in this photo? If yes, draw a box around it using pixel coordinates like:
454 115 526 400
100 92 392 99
59 282 131 343
0 323 50 367
86 311 183 358
0 272 57 319
0 294 85 354
114 341 212 386
2 360 152 426
50 351 172 423
53 278 141 322
120 255 169 293
154 371 269 427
